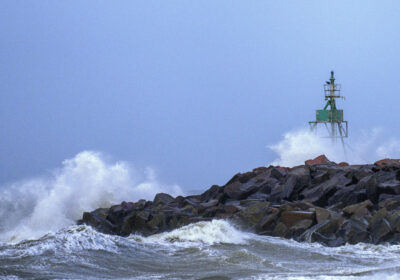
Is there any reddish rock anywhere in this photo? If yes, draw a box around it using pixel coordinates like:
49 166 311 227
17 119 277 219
374 159 400 168
337 162 349 167
275 166 290 173
305 155 332 166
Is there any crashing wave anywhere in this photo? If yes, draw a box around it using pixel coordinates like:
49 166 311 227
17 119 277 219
0 151 182 243
130 220 250 246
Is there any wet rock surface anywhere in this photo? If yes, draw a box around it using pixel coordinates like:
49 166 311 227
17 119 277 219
78 155 400 247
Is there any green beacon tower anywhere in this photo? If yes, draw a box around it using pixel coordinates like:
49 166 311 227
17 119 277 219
309 71 348 143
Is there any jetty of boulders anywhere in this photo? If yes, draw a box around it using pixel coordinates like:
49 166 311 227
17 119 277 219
79 155 400 246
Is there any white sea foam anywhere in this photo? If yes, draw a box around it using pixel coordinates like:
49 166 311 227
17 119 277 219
269 128 400 167
0 151 182 243
132 220 250 246
0 225 123 261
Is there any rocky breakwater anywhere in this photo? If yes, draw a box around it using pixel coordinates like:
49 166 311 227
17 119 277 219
78 155 400 247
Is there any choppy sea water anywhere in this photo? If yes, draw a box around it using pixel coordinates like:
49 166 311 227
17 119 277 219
1 220 400 280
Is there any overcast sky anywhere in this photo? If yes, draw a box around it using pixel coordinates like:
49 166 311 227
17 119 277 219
1 1 399 191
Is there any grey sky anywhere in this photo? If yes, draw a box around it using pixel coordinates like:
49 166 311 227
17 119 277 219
1 1 399 191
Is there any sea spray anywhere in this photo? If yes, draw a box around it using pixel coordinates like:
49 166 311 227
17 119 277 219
268 128 400 167
0 151 182 243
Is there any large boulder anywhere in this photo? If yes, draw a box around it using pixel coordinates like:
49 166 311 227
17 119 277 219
379 195 400 211
120 210 151 236
356 175 378 203
200 185 222 202
147 212 167 231
235 201 271 227
269 175 296 202
315 207 333 223
301 176 341 207
270 166 310 202
80 209 115 234
305 155 332 166
280 210 315 228
378 180 400 195
342 200 373 218
198 199 219 213
167 213 191 230
256 207 280 233
374 159 400 171
299 215 344 246
341 217 370 244
153 193 175 206
327 185 367 208
389 211 400 232
224 181 259 200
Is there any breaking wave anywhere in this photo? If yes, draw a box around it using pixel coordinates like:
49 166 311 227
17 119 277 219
133 220 250 246
0 151 183 243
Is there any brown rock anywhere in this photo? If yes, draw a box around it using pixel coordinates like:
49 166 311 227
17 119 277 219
370 208 388 226
379 197 400 211
305 155 332 166
290 219 313 231
342 200 373 217
315 207 332 223
281 211 314 228
273 222 288 237
317 216 343 236
214 204 239 219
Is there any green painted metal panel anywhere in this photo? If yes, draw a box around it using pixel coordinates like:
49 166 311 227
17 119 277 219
316 110 330 121
316 110 343 122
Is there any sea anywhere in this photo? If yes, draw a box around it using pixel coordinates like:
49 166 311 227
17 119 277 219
1 220 400 280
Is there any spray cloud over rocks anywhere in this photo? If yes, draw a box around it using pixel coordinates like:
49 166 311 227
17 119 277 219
269 128 400 167
0 151 182 242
